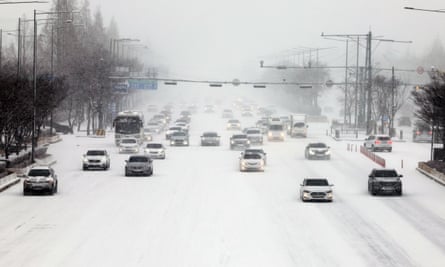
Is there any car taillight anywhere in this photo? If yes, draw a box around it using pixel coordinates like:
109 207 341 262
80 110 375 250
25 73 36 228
375 140 381 145
428 131 433 135
416 131 421 135
387 140 393 145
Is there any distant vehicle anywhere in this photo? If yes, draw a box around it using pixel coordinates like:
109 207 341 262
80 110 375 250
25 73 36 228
145 121 163 134
165 126 183 140
239 152 265 172
152 114 167 126
170 131 189 146
300 178 333 202
119 137 140 154
412 121 432 143
222 109 234 118
268 123 285 141
230 134 250 150
147 105 158 113
256 120 269 134
364 135 392 152
143 129 153 142
290 114 308 137
241 148 267 165
175 122 189 133
113 110 144 145
82 149 110 170
398 116 412 127
227 119 241 130
241 110 254 117
125 155 153 176
51 122 73 134
144 143 166 159
23 166 58 195
204 105 215 113
180 110 192 119
244 128 263 145
201 131 221 146
305 143 331 160
368 168 402 196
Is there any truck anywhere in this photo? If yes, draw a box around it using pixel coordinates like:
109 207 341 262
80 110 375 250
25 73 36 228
290 114 308 138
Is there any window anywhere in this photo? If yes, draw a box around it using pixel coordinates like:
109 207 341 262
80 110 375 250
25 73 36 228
87 150 106 156
305 179 329 186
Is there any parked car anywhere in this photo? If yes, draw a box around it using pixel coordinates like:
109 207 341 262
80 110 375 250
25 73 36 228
364 135 392 152
125 155 153 176
244 128 263 145
300 178 333 202
239 152 265 172
201 131 221 146
230 134 250 150
305 143 331 160
368 168 402 196
226 119 241 130
267 123 285 141
241 148 267 165
144 143 166 159
23 166 58 195
170 131 189 146
82 149 110 170
119 138 140 154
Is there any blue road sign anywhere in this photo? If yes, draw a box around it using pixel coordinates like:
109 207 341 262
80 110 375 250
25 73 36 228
128 79 158 90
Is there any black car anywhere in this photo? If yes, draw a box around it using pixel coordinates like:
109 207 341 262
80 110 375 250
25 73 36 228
368 168 403 196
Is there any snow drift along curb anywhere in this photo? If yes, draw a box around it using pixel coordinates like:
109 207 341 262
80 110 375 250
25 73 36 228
417 162 445 186
0 173 20 193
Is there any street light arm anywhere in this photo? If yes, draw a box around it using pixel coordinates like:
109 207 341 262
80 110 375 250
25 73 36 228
0 1 48 4
404 6 445 13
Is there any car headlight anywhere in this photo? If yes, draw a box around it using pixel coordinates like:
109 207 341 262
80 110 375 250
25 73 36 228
246 140 250 144
231 140 235 144
309 150 315 155
170 141 174 145
325 150 331 155
268 132 272 137
82 157 88 163
184 141 188 145
280 132 284 137
45 177 54 183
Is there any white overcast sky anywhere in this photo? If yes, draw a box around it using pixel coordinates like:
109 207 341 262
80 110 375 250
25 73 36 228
1 0 444 80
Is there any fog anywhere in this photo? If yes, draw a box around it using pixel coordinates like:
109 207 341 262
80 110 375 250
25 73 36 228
1 0 445 81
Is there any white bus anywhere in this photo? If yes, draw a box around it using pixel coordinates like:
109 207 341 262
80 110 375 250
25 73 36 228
113 111 144 145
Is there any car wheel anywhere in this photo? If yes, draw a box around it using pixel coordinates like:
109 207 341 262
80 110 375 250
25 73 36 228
54 183 58 193
388 148 392 152
83 166 87 171
326 156 331 160
125 171 129 177
371 145 375 152
23 189 29 196
397 189 402 196
371 188 377 196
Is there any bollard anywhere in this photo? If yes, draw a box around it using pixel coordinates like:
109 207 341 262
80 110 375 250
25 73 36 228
401 160 403 169
400 130 403 140
347 144 350 151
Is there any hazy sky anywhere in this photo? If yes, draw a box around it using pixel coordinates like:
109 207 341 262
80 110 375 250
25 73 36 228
1 0 444 81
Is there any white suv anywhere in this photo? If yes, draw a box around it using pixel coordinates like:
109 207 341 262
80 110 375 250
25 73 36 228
82 149 110 170
364 135 392 152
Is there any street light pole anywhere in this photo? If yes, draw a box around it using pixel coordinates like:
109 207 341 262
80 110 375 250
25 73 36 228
32 9 37 162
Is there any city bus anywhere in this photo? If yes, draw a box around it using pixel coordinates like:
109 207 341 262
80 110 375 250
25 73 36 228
113 110 144 145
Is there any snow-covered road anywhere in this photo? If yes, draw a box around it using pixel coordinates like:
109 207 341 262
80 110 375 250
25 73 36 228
1 99 445 266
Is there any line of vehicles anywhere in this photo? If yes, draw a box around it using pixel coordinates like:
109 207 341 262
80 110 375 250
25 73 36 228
20 103 404 200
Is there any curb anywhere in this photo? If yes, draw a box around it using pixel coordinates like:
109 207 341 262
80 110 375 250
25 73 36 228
0 173 20 193
416 167 445 186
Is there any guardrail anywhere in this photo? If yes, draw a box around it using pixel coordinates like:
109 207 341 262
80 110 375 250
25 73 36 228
360 146 386 167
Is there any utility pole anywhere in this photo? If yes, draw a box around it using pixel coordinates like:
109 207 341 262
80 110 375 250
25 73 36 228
344 39 349 125
390 66 395 136
0 29 2 73
366 31 373 134
354 37 360 129
18 17 22 77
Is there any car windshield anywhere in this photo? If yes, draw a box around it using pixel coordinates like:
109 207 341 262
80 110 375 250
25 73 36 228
305 179 329 186
146 143 162 149
172 132 186 136
203 132 218 137
169 127 181 131
294 122 305 127
245 149 263 154
229 120 239 123
269 124 283 130
121 139 137 144
309 143 327 148
28 169 50 177
374 170 398 177
244 153 262 159
233 135 247 139
247 130 261 134
86 150 105 156
129 157 149 163
377 136 391 141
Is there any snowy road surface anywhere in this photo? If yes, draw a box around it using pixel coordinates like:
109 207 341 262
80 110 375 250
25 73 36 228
1 101 445 266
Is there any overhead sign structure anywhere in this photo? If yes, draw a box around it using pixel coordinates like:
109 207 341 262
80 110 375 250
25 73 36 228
128 79 158 90
112 79 129 94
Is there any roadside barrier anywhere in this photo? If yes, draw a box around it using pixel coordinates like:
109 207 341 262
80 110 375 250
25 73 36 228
360 146 386 167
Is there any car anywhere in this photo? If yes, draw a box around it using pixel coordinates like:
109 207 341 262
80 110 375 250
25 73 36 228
412 121 432 143
175 122 189 133
241 148 267 165
241 110 253 117
145 121 163 134
165 126 183 139
170 131 189 146
204 105 215 113
305 143 331 160
119 138 140 153
230 134 250 150
244 128 263 145
23 166 58 195
222 109 234 118
82 149 110 170
368 168 403 196
239 152 265 172
290 121 308 137
125 155 153 176
226 119 241 130
180 110 192 119
143 129 153 142
147 105 158 113
201 131 221 146
364 135 392 152
300 178 333 202
144 143 166 159
267 123 285 141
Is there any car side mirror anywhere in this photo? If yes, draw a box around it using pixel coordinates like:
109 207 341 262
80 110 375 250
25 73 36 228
368 175 373 178
399 175 403 178
300 184 304 186
125 160 128 163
